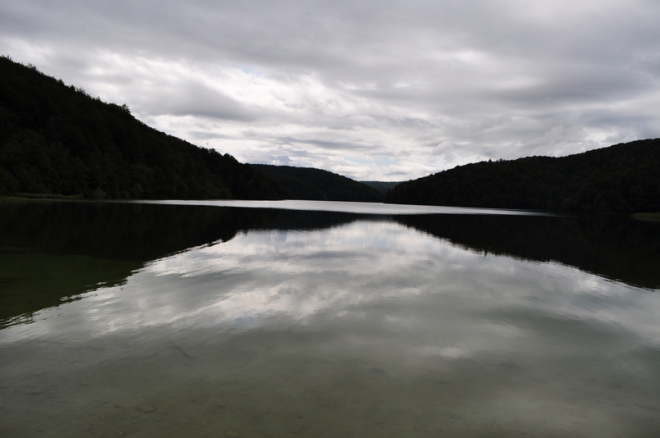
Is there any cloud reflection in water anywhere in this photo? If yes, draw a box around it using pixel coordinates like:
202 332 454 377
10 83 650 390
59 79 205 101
2 215 660 437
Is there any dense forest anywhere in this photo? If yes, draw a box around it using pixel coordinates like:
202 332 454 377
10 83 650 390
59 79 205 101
385 139 660 213
0 56 282 200
251 164 383 202
4 55 658 211
360 180 399 196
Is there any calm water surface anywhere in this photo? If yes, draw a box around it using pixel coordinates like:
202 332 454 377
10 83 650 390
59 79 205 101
1 201 660 437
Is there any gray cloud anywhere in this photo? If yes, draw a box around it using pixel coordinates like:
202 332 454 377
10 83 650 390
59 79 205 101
2 0 660 181
146 80 257 121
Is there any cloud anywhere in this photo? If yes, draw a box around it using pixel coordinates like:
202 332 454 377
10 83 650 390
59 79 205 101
2 0 660 180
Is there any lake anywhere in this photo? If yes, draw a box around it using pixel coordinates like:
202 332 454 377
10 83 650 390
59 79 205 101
1 200 660 437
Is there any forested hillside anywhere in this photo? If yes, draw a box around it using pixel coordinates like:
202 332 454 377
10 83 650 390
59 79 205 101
251 164 382 202
385 139 660 213
0 56 282 200
360 181 399 196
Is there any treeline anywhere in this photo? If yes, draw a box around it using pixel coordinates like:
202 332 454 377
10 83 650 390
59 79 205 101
360 180 399 196
0 56 282 200
385 139 660 213
251 164 383 202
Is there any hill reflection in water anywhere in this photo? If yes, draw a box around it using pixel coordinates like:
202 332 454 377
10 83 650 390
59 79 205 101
1 201 660 437
1 201 658 328
395 213 660 291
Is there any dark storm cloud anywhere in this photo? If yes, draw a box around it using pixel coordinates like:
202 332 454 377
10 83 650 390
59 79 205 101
2 0 660 180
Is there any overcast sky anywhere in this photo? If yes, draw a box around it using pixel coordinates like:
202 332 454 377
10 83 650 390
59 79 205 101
2 0 660 181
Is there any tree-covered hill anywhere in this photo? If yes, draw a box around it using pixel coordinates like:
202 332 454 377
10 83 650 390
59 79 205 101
251 164 383 202
360 180 400 196
385 139 660 213
0 56 282 200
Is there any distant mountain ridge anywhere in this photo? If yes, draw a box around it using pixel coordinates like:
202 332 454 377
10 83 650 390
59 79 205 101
360 181 400 196
0 56 397 204
251 164 382 202
0 56 281 200
3 56 658 212
385 139 660 213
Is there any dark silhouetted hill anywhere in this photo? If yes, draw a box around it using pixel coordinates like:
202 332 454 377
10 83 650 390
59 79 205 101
385 139 660 213
360 181 400 196
0 56 282 200
251 164 383 202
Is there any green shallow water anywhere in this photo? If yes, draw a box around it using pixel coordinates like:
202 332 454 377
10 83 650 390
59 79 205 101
1 201 659 437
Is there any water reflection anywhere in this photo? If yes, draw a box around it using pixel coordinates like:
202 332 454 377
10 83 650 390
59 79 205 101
1 202 660 437
1 202 658 328
0 202 366 326
396 214 660 290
